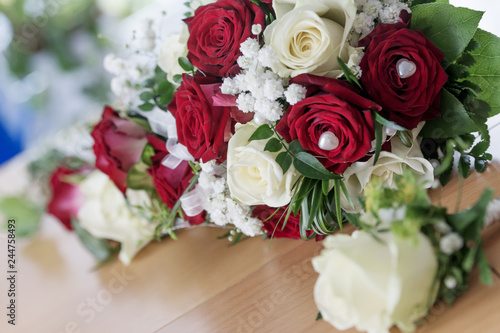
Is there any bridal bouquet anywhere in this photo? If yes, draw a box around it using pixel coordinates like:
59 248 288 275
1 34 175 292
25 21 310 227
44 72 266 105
36 0 500 332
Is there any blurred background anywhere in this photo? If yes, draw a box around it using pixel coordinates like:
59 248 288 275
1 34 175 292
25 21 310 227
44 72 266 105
0 0 190 165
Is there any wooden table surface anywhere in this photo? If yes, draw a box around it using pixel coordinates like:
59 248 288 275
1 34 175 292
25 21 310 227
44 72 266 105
0 149 499 333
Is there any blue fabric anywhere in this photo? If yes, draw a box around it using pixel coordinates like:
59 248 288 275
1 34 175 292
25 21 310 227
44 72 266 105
0 116 22 165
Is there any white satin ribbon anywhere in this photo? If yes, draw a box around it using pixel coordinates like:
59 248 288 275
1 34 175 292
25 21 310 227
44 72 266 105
140 107 194 168
180 186 206 217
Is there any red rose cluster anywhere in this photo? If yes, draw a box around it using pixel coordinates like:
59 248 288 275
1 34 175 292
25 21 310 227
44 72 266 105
84 5 449 240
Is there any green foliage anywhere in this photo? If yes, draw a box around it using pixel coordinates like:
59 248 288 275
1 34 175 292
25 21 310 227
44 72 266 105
337 57 363 90
153 172 201 240
178 57 194 72
434 189 494 303
411 4 483 62
0 197 42 238
293 152 340 180
250 0 275 25
467 29 500 116
248 124 274 141
72 219 113 262
364 170 430 213
264 138 283 152
420 90 477 138
125 112 153 132
140 66 178 112
373 119 383 166
126 144 156 191
276 152 292 173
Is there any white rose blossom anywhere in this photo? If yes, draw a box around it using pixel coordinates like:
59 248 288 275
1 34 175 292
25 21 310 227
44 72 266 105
313 230 438 333
264 0 359 78
227 121 299 207
341 122 434 212
77 171 157 265
158 26 189 83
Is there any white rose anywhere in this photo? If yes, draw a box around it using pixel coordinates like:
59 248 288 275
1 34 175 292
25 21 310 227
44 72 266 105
158 26 189 83
313 230 438 333
264 0 357 78
341 122 434 212
77 171 156 265
227 121 299 207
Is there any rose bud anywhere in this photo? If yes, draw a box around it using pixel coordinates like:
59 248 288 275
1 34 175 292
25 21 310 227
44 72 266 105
47 165 88 230
91 107 148 193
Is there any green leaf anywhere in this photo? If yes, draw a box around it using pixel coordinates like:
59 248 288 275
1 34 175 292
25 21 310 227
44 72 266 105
248 124 273 141
322 180 330 196
375 113 406 131
173 74 183 84
435 139 455 176
478 249 493 286
469 141 489 157
340 179 356 210
126 161 154 190
178 57 194 72
141 143 155 167
308 184 323 227
468 29 500 116
293 152 339 180
411 4 483 62
462 244 478 272
264 138 283 152
446 63 469 81
448 188 493 234
72 219 112 262
140 91 154 102
157 81 175 106
455 53 476 67
126 113 152 132
316 312 323 321
276 152 292 174
458 155 471 179
465 39 481 53
397 130 413 148
373 120 383 166
138 102 155 111
474 159 486 173
300 199 311 240
420 89 477 138
0 197 42 238
439 155 453 186
289 140 305 155
333 179 343 231
337 57 363 90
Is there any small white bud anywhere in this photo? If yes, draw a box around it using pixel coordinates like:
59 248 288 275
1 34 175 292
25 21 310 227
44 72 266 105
444 276 457 289
440 232 464 255
252 24 262 35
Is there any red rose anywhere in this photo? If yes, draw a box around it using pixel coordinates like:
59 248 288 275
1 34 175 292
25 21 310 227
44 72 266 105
91 107 147 193
253 205 312 239
184 0 266 77
169 74 232 163
276 74 380 174
147 134 206 225
47 166 87 230
359 12 448 129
